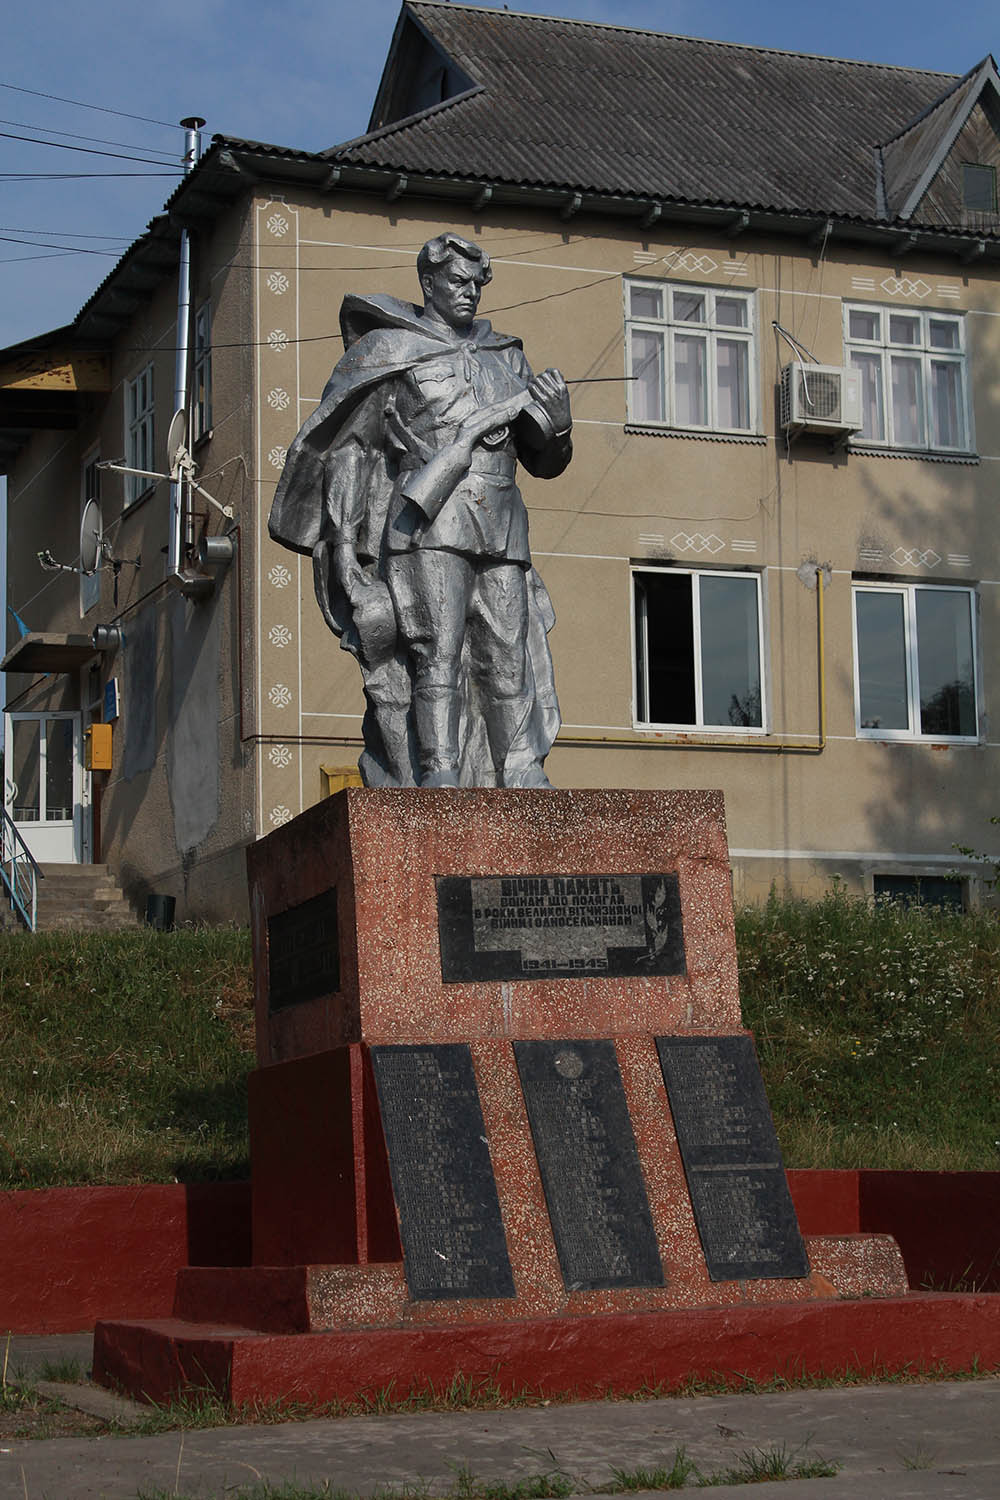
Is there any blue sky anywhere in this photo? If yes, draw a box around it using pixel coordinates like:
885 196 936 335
1 0 997 349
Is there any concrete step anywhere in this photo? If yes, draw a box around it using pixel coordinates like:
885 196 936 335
33 864 141 932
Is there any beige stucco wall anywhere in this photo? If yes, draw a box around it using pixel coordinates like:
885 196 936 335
7 185 999 917
249 191 1000 904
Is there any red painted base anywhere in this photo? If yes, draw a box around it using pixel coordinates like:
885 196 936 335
94 1292 1000 1408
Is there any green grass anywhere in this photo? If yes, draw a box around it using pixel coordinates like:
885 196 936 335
0 927 253 1187
1 889 999 1189
737 887 1000 1170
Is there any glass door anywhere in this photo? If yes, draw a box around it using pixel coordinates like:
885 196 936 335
3 713 82 863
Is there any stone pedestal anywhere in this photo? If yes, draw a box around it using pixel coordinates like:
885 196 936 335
95 788 911 1406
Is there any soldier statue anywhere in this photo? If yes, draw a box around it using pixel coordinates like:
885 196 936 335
268 232 572 788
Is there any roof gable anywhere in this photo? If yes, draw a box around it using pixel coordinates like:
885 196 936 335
335 2 978 228
366 6 478 134
881 56 1000 221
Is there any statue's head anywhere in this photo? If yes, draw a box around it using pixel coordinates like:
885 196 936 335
417 233 492 332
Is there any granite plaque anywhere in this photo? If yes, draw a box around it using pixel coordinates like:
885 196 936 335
370 1044 515 1301
437 873 685 982
656 1036 809 1281
267 888 339 1013
514 1039 664 1291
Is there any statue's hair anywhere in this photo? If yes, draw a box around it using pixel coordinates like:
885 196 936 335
417 232 492 287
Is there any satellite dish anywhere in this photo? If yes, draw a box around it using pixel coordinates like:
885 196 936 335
166 408 188 474
80 499 105 576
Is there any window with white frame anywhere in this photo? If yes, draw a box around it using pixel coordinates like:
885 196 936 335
192 302 212 442
634 567 764 729
853 582 978 740
844 305 971 452
626 281 756 433
125 363 155 507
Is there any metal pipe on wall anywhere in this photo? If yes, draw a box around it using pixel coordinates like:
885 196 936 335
168 116 206 589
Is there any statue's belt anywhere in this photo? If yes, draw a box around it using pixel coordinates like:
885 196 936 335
397 449 516 479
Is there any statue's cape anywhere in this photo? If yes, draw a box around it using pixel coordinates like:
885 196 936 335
267 294 522 556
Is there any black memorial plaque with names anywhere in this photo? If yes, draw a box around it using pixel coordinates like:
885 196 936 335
370 1044 515 1301
655 1035 809 1281
514 1039 664 1291
267 888 339 1013
437 873 685 983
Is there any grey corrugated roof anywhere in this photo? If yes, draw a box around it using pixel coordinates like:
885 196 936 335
332 1 983 225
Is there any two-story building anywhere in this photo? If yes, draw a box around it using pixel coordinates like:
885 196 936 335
3 1 1000 922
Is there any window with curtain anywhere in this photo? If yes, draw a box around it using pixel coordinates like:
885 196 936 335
626 282 756 433
844 305 971 453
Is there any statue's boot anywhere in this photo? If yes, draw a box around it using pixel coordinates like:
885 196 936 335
413 682 462 788
486 691 551 788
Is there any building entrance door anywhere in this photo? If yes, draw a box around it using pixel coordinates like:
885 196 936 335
3 713 83 863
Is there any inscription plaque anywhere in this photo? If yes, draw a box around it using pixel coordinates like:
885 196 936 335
267 888 339 1013
370 1044 515 1301
437 873 685 982
656 1035 808 1281
514 1039 664 1291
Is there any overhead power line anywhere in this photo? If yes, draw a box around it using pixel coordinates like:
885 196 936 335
0 116 179 159
0 233 123 256
0 80 181 131
0 171 178 181
0 128 181 168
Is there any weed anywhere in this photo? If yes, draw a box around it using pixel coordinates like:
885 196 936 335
37 1355 87 1383
699 1442 840 1485
899 1446 937 1471
737 888 1000 1169
604 1449 698 1490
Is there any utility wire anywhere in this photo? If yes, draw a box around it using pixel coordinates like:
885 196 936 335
0 80 181 131
0 171 178 180
0 232 124 256
0 128 181 168
0 225 135 239
0 116 179 158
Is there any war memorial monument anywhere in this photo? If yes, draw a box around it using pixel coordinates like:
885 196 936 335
95 235 920 1407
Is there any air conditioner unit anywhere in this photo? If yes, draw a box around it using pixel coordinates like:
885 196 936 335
780 362 862 435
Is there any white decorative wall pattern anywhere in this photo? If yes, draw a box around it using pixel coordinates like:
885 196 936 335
890 547 941 568
268 564 291 588
268 683 293 708
670 531 725 554
267 387 290 411
267 446 288 470
266 271 290 294
673 252 718 275
269 624 292 648
268 744 293 769
267 330 289 352
269 805 293 827
880 276 930 299
266 213 289 238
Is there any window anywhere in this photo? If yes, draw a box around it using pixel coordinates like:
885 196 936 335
626 282 756 433
853 583 978 740
873 874 964 909
962 163 996 213
634 568 764 729
192 303 212 442
125 363 155 507
844 304 970 452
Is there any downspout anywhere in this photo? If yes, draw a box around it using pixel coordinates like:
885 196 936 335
169 115 213 600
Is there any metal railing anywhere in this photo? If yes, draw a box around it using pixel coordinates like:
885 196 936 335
0 804 43 931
